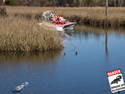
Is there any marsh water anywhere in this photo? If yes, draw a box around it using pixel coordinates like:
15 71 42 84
0 26 125 94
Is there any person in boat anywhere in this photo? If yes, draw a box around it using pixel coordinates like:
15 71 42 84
59 16 66 24
42 10 66 24
54 16 66 24
55 16 60 24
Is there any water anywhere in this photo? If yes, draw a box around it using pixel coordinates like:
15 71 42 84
0 26 125 94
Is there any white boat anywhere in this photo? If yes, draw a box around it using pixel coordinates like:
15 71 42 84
39 21 75 32
39 10 76 31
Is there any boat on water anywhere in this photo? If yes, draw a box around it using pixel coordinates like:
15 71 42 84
39 21 75 31
39 10 76 31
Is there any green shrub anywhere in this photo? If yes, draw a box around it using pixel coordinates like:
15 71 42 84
6 0 18 5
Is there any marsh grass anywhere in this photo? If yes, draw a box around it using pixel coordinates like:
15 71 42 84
0 16 63 52
0 6 124 52
6 6 125 27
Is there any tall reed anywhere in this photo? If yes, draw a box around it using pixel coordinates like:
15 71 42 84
6 6 125 27
0 16 63 52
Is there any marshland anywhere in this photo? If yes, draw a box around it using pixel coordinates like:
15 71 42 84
4 6 125 28
1 24 125 94
0 7 63 52
0 1 125 94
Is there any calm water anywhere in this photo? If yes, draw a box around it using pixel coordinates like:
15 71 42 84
0 26 125 94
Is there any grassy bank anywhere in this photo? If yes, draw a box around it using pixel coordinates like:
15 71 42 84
0 16 63 52
75 25 125 34
0 6 124 52
5 6 125 28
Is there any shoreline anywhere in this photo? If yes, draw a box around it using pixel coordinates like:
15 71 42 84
4 6 125 28
0 6 125 52
5 13 125 28
65 15 125 28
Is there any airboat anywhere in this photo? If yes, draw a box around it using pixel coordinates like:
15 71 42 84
38 10 76 32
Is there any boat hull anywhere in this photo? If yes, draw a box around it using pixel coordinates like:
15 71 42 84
39 21 75 31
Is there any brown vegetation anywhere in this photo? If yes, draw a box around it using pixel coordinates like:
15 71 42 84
0 16 63 52
0 7 7 16
5 6 125 28
0 6 125 52
56 7 125 28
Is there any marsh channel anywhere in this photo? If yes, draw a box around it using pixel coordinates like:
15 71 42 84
0 26 125 94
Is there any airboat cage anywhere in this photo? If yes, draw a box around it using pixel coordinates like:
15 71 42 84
42 10 55 22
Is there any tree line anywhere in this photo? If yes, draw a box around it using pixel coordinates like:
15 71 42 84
4 0 125 7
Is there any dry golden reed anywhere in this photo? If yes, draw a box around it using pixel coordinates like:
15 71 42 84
0 16 63 52
6 6 125 19
6 6 125 27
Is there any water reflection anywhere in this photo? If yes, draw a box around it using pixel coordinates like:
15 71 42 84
74 25 125 60
105 31 109 58
57 30 74 40
0 51 61 65
0 51 63 94
0 26 125 94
